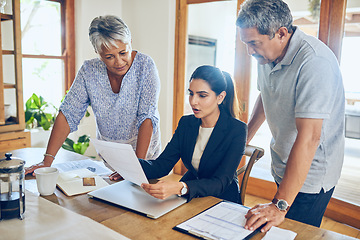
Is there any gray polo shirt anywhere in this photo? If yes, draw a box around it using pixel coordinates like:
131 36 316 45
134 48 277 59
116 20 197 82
258 27 345 193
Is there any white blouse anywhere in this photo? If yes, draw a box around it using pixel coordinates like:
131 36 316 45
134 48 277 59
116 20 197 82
191 126 214 171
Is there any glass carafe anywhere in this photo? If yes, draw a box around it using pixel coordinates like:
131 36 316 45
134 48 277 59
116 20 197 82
0 153 25 220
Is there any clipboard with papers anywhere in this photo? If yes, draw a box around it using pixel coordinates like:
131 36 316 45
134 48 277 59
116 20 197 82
173 201 259 240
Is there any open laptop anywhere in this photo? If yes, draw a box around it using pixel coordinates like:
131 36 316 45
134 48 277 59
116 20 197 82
88 180 187 219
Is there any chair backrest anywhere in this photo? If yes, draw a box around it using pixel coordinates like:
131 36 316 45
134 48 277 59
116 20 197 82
237 145 264 205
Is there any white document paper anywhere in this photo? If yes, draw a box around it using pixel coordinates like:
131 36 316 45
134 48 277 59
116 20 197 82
90 138 149 186
261 226 297 240
53 159 112 176
176 201 254 240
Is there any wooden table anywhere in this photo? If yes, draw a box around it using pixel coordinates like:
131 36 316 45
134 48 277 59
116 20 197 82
3 148 357 240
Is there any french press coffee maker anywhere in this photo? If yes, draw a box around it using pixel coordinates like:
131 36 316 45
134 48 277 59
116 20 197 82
0 153 25 220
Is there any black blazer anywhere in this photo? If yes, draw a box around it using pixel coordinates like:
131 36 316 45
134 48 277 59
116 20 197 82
139 109 247 203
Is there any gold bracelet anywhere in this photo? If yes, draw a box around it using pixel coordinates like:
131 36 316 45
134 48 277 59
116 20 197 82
43 153 55 160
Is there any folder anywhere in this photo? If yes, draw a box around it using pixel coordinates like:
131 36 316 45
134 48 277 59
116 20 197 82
173 201 259 240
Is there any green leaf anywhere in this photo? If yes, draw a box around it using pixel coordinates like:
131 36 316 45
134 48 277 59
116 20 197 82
38 114 50 130
45 113 53 121
26 115 34 125
80 142 90 154
72 142 89 155
41 121 51 130
73 143 82 154
25 116 35 129
64 138 75 148
25 97 33 110
61 144 75 152
78 134 90 143
62 136 89 155
25 111 34 122
32 93 41 108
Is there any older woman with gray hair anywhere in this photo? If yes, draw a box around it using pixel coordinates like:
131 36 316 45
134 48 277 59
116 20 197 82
26 15 161 180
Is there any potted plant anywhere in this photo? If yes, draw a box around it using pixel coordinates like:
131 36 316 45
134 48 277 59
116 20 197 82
25 92 94 155
24 93 57 130
62 134 91 155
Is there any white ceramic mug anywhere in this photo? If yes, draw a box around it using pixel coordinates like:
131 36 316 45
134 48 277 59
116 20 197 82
34 167 59 196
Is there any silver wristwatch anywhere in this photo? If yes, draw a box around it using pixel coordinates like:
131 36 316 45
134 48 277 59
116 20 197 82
272 198 290 212
178 182 188 196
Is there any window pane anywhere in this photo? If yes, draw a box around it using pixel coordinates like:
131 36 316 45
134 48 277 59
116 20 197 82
2 55 15 84
1 20 14 50
338 0 360 206
22 58 64 112
4 88 18 124
341 1 360 95
185 0 237 115
289 0 321 37
20 0 61 55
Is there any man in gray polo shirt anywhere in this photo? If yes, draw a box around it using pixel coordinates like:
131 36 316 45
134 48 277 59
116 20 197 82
236 0 345 231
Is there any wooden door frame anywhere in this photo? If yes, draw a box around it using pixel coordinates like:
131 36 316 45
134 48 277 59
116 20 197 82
63 0 76 91
173 0 188 174
319 0 347 62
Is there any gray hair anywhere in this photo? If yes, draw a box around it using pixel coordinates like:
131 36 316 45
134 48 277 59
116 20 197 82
236 0 294 39
89 15 132 53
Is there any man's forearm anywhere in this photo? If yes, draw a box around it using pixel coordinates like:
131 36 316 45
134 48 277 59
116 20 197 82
275 118 323 205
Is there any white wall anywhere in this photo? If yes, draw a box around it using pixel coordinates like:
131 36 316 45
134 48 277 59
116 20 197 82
72 0 176 156
75 0 123 66
121 0 175 149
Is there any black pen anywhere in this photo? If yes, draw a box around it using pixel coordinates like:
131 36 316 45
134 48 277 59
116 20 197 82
243 223 266 240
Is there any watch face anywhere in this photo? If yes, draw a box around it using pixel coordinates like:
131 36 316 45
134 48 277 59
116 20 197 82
181 186 187 195
278 200 288 210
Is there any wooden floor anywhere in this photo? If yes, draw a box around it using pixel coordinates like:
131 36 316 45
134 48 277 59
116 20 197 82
333 137 360 206
245 194 360 239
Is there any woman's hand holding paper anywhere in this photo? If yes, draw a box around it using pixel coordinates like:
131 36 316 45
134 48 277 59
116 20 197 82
141 180 183 200
109 171 123 181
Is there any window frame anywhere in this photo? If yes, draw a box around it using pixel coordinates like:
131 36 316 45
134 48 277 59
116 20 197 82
21 0 75 94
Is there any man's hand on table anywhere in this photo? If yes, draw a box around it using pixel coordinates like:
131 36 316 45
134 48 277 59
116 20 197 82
244 202 286 233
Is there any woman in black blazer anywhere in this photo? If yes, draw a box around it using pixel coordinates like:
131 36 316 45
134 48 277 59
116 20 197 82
140 65 247 203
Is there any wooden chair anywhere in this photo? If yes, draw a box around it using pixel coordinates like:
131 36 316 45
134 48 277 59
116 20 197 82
237 145 265 205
